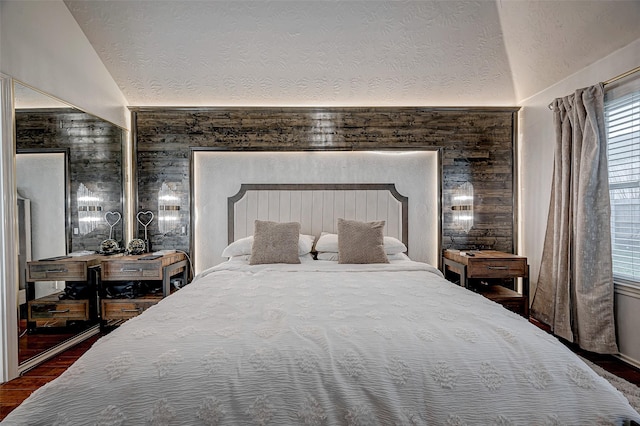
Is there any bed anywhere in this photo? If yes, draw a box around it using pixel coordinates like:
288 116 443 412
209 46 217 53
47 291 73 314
3 184 640 425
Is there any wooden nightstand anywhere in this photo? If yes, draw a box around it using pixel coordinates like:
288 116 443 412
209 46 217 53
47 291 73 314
25 254 107 331
100 252 188 327
442 249 529 317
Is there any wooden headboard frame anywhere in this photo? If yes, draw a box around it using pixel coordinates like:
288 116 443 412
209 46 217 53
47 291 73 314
228 183 408 248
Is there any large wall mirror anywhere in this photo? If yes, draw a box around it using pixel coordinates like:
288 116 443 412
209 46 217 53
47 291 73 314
13 82 126 366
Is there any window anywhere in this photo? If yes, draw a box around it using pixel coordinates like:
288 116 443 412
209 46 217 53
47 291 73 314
605 78 640 284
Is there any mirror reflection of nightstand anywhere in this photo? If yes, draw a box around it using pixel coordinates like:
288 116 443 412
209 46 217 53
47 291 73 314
25 254 107 332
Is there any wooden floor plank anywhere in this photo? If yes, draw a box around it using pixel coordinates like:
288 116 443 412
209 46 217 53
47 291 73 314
0 404 21 420
0 389 39 404
0 376 53 390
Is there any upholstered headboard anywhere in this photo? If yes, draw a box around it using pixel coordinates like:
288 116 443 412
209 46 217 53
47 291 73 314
228 183 408 247
192 150 439 273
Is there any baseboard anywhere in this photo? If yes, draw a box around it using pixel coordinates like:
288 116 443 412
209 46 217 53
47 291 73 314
615 352 640 371
528 316 551 333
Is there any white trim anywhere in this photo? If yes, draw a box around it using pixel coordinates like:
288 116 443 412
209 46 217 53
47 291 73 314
124 130 134 245
614 352 640 371
0 74 19 383
614 282 640 299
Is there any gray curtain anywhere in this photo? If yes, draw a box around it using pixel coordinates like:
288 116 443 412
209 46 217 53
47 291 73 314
531 83 618 354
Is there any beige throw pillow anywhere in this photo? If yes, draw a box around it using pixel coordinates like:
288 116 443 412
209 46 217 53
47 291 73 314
337 218 389 264
250 220 301 265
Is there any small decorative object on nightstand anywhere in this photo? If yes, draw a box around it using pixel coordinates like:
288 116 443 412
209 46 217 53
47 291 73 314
442 249 529 317
136 210 154 253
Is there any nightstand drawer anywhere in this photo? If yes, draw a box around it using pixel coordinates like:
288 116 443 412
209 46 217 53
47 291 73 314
27 261 88 281
467 258 527 279
101 253 187 281
101 261 163 280
28 293 90 321
101 298 160 320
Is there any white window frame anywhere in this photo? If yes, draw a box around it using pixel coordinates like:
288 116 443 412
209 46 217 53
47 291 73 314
605 77 640 288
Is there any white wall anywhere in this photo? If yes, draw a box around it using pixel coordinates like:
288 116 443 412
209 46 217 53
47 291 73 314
519 37 640 366
16 153 67 298
16 153 66 261
0 0 129 129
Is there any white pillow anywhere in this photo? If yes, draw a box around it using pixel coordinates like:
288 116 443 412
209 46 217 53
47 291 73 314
314 232 407 255
388 252 410 261
222 234 315 257
382 236 408 255
299 234 316 255
313 232 339 252
316 252 409 261
315 252 339 261
228 253 315 263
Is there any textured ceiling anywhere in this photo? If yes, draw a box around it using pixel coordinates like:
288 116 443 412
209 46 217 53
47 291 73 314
64 0 640 107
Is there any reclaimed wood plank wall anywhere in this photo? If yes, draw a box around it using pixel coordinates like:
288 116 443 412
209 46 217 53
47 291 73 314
15 109 124 252
133 107 518 257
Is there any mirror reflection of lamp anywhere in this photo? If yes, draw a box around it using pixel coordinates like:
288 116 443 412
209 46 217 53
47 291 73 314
77 183 102 235
452 182 474 233
158 182 181 234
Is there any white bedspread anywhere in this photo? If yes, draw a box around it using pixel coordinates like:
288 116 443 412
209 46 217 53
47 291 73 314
3 260 640 425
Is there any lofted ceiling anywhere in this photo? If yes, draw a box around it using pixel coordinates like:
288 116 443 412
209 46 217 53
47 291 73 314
63 0 640 107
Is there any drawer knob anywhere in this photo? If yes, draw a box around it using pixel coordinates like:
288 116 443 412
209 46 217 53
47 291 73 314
48 309 70 314
121 308 142 313
121 268 143 273
487 266 508 270
45 268 68 273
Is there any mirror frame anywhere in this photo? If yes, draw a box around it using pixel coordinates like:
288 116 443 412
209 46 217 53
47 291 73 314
0 74 19 382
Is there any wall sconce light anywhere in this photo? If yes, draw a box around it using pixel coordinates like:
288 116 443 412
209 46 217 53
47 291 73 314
77 183 102 235
158 182 181 234
452 182 474 233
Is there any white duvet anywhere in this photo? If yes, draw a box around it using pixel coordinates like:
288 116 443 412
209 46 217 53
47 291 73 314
3 259 640 425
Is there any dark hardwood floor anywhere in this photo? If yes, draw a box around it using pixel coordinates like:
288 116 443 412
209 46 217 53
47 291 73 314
1 328 640 421
0 334 102 420
18 328 78 364
573 345 640 386
17 317 101 363
529 317 640 386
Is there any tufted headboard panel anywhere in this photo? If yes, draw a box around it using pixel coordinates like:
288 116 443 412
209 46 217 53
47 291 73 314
228 184 407 247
